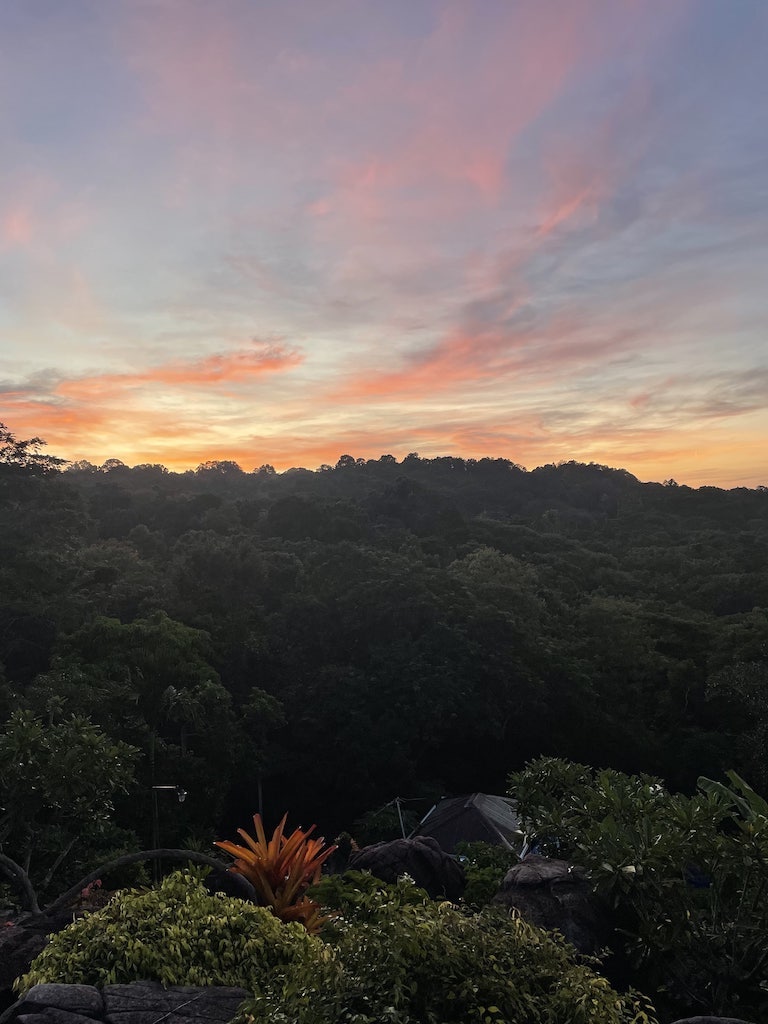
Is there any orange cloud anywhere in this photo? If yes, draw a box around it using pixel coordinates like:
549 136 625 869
2 341 305 462
54 341 302 403
7 373 767 490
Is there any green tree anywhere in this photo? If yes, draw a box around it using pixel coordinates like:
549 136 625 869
52 613 237 845
0 710 138 898
0 423 65 474
509 757 768 1019
706 661 768 790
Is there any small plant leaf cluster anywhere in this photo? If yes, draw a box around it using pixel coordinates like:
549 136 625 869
215 813 336 933
454 841 519 908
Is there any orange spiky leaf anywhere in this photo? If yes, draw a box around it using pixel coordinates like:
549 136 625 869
213 811 336 932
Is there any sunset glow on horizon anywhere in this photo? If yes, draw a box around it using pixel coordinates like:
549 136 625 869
2 1 767 487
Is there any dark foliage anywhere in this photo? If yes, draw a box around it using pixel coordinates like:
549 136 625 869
1 427 767 856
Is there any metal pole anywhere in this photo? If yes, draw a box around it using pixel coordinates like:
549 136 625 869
395 797 406 839
152 790 159 883
151 786 186 883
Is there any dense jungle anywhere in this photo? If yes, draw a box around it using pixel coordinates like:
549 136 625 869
1 424 767 901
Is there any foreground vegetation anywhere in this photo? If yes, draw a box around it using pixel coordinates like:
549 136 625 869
7 758 768 1022
510 759 768 1020
19 869 656 1024
2 423 767 1019
2 425 767 878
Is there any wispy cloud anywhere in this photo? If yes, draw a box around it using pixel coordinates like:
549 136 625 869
56 341 302 399
0 0 766 486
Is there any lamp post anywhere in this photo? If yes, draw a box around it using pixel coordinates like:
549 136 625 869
151 785 187 882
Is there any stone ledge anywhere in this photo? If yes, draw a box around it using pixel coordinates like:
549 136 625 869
3 985 248 1024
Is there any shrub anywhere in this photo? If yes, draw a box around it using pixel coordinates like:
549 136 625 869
455 841 518 907
16 869 325 994
509 757 768 1020
252 874 657 1024
307 869 428 939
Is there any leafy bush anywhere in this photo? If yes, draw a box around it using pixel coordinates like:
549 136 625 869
455 841 518 907
252 874 657 1024
0 710 139 897
16 869 325 993
17 858 656 1023
509 757 768 1020
307 868 428 938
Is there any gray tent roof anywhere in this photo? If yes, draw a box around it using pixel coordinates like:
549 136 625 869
411 793 524 853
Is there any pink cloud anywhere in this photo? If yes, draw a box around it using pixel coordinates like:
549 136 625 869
0 172 92 260
54 341 303 403
1 207 33 247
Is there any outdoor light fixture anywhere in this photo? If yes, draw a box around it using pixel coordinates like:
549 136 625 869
152 784 187 803
151 784 189 881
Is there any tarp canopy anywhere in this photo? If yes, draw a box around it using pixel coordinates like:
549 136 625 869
411 793 524 854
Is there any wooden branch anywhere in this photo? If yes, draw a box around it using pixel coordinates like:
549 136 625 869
0 852 41 914
44 849 226 916
39 836 77 898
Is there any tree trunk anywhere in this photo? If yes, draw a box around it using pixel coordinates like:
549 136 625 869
0 852 41 914
1 848 227 917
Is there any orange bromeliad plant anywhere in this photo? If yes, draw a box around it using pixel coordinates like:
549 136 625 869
214 812 336 934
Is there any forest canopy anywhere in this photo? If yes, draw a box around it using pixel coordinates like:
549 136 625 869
1 423 767 889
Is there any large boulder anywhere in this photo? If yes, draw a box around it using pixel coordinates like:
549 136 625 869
348 836 466 899
0 926 47 1006
103 982 248 1024
669 1018 756 1024
671 1015 753 1024
201 868 256 903
1 983 248 1024
491 854 608 954
0 912 77 1012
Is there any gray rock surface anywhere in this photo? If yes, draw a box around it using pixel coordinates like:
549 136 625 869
491 854 608 954
4 985 248 1024
348 835 466 899
17 1008 100 1024
3 981 759 1024
103 984 248 1024
669 1017 756 1024
0 913 82 997
23 986 103 1017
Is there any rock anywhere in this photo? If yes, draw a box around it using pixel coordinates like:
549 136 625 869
202 868 256 903
669 1018 756 1024
23 987 103 1018
17 1009 100 1024
103 983 248 1024
0 930 48 999
491 854 607 954
348 836 466 900
3 984 250 1024
0 914 83 997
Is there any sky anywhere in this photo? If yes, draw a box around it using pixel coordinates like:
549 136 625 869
1 0 767 486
